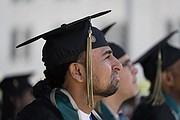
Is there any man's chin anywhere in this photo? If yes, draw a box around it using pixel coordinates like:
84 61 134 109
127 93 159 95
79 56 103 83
105 87 119 97
96 88 118 98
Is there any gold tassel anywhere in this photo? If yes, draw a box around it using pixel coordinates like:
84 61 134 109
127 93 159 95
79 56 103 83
148 50 165 106
86 24 94 108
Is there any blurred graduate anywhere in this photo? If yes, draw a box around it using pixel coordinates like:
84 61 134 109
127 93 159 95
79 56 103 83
0 73 34 120
95 23 138 120
132 30 180 120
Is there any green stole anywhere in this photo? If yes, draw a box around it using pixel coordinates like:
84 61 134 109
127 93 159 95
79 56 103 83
55 89 80 120
164 92 180 120
53 89 102 120
97 100 116 120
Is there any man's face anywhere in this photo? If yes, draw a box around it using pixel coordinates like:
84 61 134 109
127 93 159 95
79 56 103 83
117 54 138 100
92 46 122 97
167 60 180 99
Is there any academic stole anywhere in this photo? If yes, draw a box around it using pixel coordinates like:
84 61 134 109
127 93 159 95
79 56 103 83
54 89 80 120
50 88 102 120
98 100 116 120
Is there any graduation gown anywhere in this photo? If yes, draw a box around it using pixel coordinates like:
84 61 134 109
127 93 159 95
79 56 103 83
96 100 116 120
15 89 100 120
95 100 129 120
131 97 176 120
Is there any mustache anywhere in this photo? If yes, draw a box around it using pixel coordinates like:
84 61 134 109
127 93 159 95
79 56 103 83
111 71 119 77
133 77 137 83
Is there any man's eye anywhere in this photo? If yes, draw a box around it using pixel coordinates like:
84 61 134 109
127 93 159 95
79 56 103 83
122 60 132 67
105 55 110 60
122 61 132 67
122 62 128 67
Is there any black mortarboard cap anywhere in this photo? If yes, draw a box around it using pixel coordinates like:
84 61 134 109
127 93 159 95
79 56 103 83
0 73 32 96
101 22 125 59
134 30 180 82
16 10 111 69
101 22 116 35
108 42 125 59
0 73 32 120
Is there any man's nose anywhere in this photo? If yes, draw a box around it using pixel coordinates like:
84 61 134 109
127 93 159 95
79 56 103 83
112 56 123 72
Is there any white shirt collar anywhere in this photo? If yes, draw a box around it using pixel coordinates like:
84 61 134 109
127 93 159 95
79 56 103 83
79 109 91 120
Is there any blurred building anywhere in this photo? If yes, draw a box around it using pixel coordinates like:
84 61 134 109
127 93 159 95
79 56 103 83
0 0 180 85
0 0 126 84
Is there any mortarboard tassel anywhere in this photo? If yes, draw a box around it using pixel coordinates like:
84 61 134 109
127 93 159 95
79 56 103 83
148 50 165 106
86 19 94 108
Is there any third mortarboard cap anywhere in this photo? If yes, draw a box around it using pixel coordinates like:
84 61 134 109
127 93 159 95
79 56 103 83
134 30 179 105
0 73 32 96
134 30 180 82
16 10 111 69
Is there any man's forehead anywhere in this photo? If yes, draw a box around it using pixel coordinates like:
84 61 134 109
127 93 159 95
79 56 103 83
118 54 130 63
92 46 112 55
171 59 180 69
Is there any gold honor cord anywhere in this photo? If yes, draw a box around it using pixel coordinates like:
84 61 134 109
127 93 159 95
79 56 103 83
149 50 165 106
86 26 94 108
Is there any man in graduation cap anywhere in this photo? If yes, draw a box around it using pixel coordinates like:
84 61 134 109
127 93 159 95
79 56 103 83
131 30 180 120
95 23 138 120
15 10 122 120
0 73 34 120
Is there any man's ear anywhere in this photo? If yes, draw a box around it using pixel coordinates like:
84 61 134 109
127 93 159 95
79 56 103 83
69 63 85 82
162 71 174 87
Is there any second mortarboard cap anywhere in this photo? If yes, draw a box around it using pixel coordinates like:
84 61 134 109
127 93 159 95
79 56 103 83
101 22 126 59
101 22 116 35
108 42 125 59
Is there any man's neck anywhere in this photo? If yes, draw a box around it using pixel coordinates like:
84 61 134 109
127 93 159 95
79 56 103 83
102 94 124 114
170 92 180 105
164 89 180 105
65 88 101 114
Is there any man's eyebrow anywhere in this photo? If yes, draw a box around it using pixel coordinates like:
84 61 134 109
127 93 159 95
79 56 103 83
122 59 131 66
102 49 112 56
124 59 130 64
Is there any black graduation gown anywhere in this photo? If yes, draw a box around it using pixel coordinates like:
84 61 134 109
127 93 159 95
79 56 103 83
131 98 176 120
15 97 64 120
15 95 99 120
